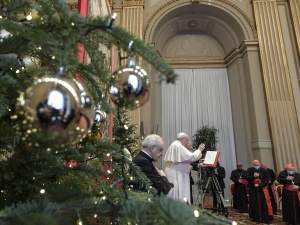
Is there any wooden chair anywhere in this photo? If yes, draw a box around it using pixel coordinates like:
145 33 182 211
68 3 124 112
230 183 234 207
276 185 283 210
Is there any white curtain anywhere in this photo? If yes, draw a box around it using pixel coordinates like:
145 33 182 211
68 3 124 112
161 68 236 204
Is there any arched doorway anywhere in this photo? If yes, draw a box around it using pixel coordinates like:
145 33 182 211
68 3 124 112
141 1 272 204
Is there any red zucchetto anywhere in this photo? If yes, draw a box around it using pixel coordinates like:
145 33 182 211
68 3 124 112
285 163 294 168
253 159 260 164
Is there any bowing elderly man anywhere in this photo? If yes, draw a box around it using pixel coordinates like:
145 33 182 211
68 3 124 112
132 134 172 196
164 132 205 204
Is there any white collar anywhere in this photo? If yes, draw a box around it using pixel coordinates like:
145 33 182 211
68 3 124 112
141 150 153 159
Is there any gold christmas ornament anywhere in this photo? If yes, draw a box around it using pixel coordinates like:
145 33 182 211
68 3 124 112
15 75 95 147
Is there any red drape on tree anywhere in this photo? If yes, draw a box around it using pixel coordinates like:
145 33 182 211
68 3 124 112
75 0 88 82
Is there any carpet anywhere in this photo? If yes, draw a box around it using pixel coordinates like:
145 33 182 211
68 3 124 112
197 194 284 224
210 207 285 224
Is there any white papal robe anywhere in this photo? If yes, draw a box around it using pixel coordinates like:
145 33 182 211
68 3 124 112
164 140 202 204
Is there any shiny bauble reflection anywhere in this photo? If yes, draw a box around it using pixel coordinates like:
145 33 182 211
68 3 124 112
94 109 107 124
109 65 150 109
15 76 95 148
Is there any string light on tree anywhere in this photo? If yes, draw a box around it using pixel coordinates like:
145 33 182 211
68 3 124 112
26 13 32 20
194 209 200 218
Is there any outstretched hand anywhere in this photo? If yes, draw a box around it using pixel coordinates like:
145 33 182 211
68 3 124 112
198 143 205 151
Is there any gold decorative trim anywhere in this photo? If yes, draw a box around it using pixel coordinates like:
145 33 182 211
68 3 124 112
253 0 300 171
123 0 144 7
289 0 300 62
143 0 257 40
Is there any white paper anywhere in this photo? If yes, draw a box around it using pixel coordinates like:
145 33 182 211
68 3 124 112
203 151 218 165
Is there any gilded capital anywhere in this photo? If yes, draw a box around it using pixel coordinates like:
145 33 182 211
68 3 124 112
123 0 144 7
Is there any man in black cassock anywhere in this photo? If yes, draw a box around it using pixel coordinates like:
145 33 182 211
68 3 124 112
190 161 199 204
261 163 277 214
132 134 171 195
277 163 300 225
230 162 248 212
246 159 274 223
212 162 226 213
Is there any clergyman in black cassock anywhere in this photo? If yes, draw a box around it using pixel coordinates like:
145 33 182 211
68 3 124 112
132 134 171 195
190 161 199 204
262 163 277 214
230 162 248 212
246 159 274 223
277 163 300 225
212 162 226 212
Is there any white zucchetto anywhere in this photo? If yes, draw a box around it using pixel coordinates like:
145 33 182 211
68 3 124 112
177 132 187 139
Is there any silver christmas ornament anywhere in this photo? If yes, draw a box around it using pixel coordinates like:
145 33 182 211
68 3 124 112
109 63 150 109
15 76 95 148
94 109 107 124
94 103 107 124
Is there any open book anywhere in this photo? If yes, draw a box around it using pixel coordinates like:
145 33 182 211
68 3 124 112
203 151 220 167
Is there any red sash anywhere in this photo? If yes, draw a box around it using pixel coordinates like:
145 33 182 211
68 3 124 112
270 184 277 206
283 184 300 206
240 179 248 185
252 179 273 216
252 178 262 184
262 187 273 216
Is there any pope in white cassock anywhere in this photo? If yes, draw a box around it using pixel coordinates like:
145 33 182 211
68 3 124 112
164 133 205 204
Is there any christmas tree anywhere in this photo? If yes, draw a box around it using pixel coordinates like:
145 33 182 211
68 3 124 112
0 0 232 224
